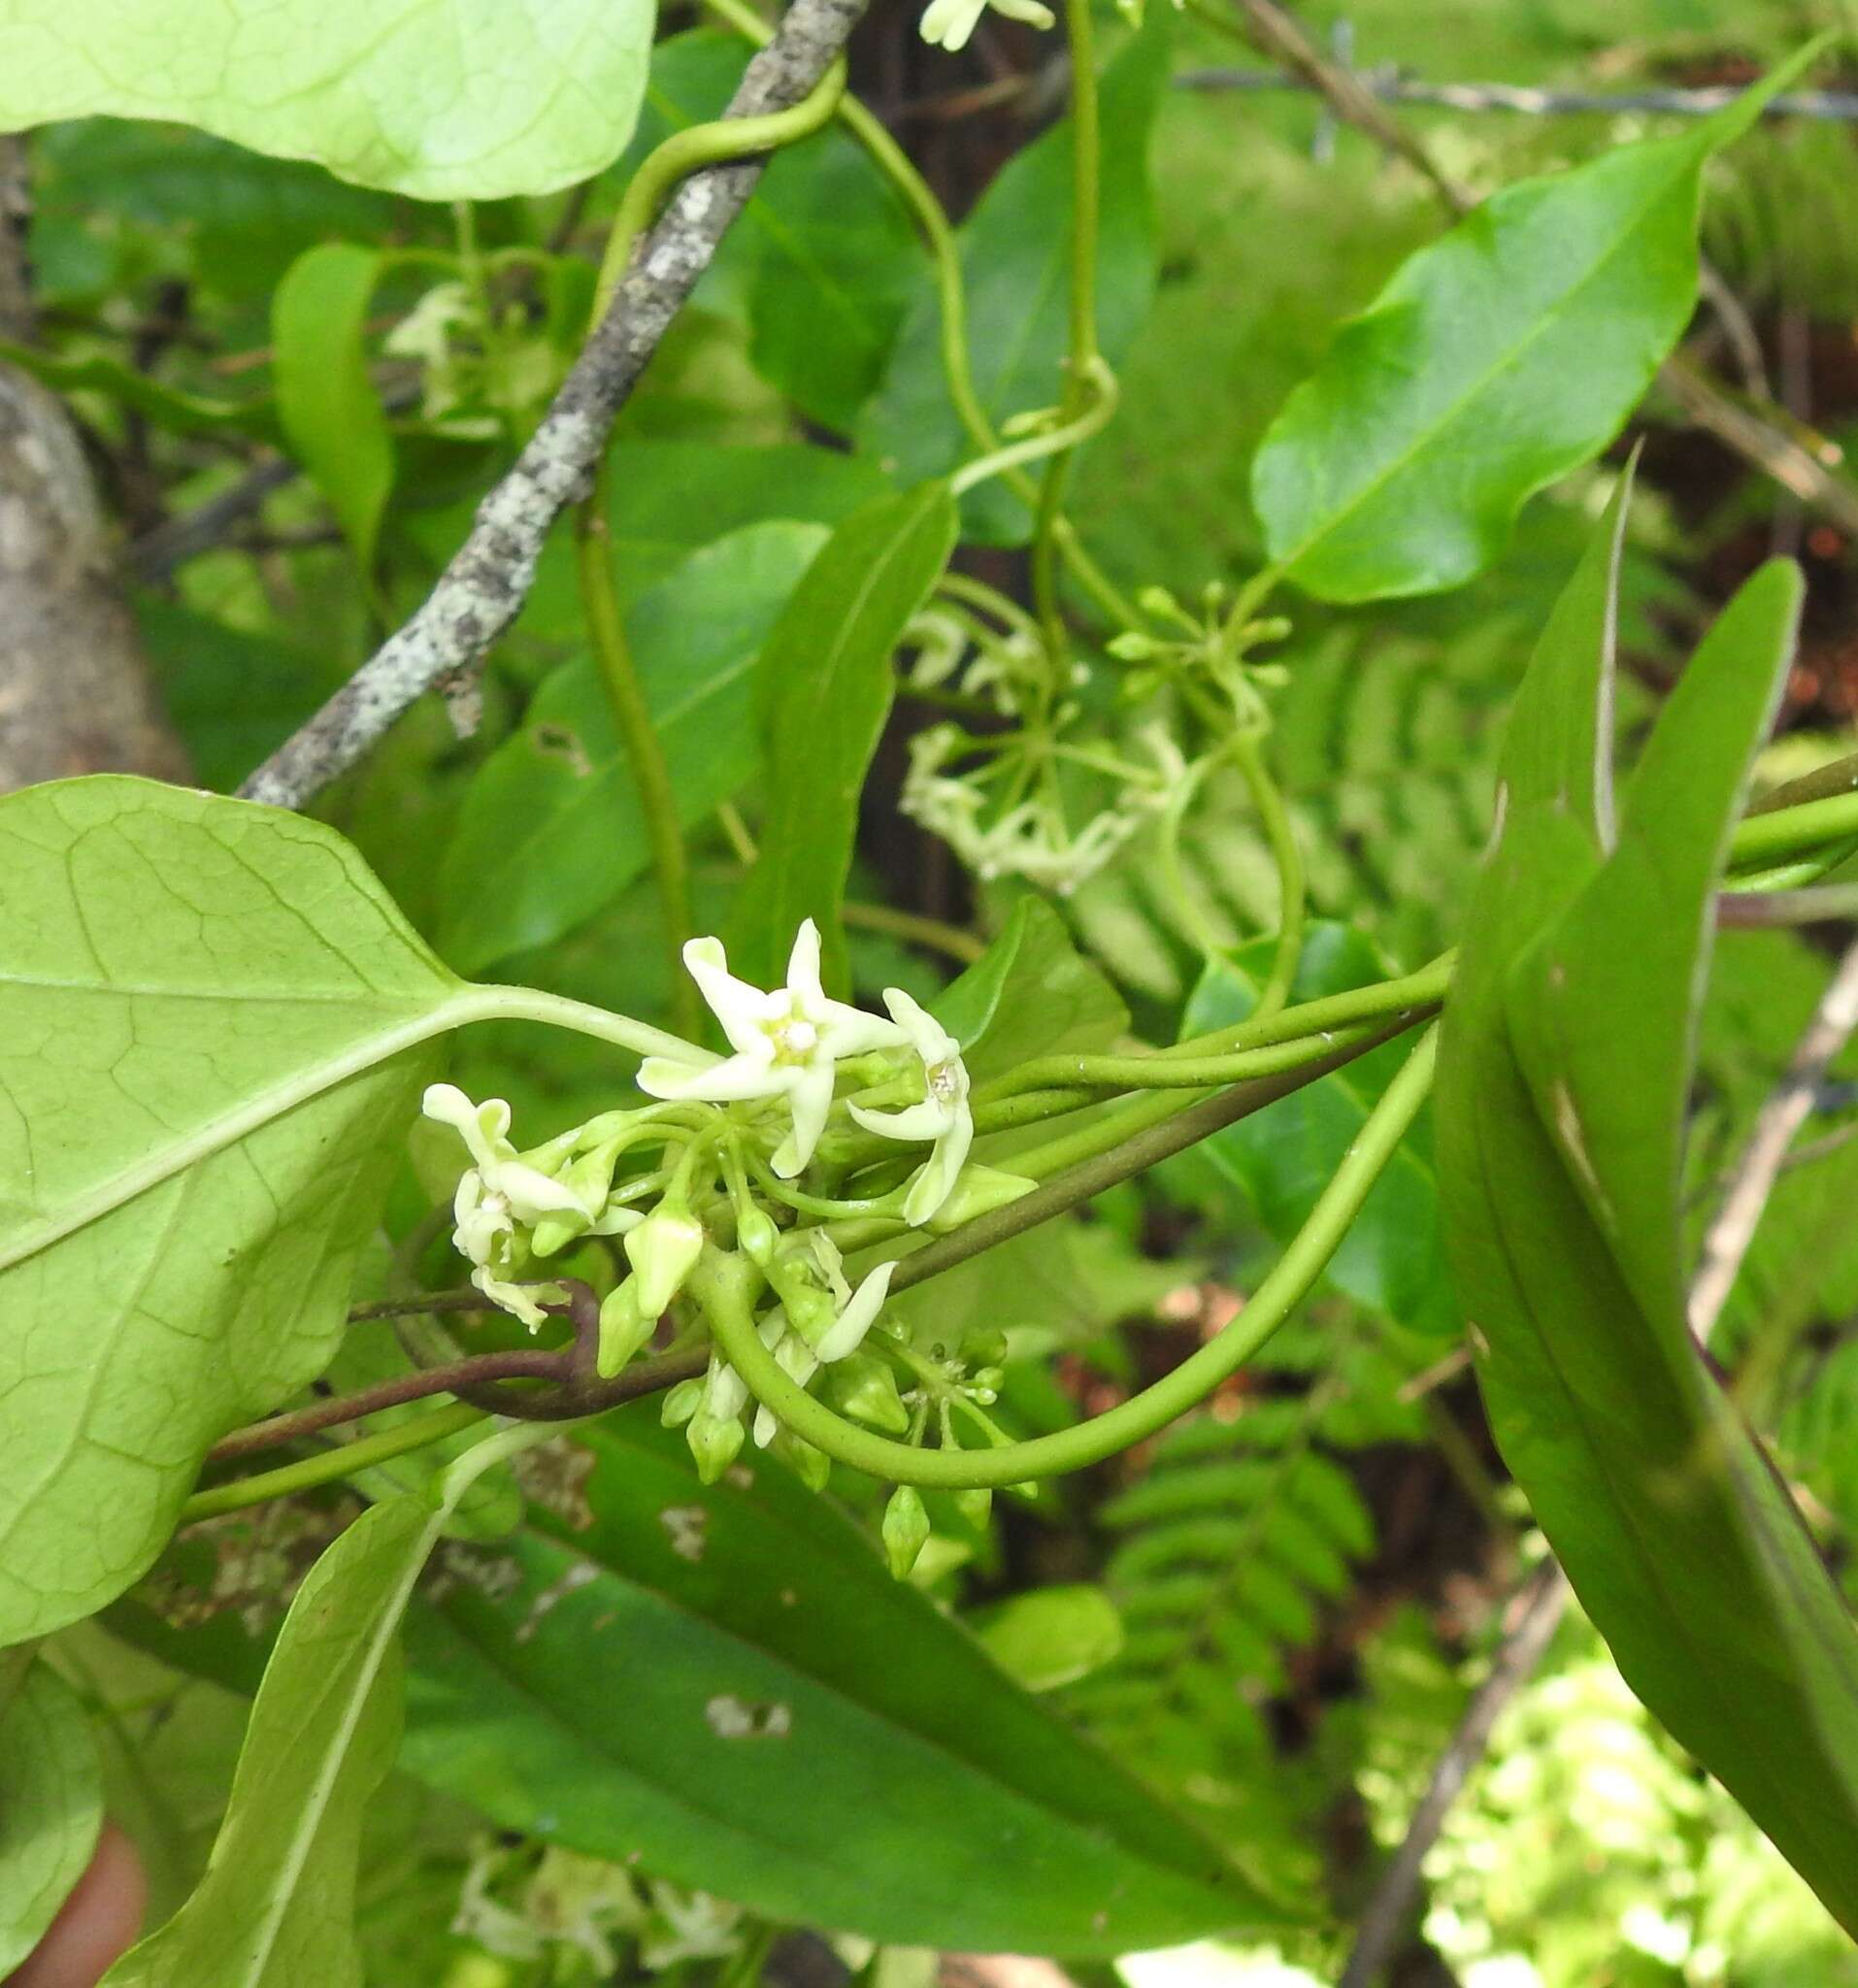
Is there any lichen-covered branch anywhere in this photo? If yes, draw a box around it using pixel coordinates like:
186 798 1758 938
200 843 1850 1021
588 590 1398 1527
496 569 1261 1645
237 0 871 812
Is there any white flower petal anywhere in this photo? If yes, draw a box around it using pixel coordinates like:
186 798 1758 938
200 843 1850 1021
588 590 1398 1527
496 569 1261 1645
753 1406 779 1448
784 917 825 1007
772 1061 836 1177
814 1260 895 1363
497 1159 595 1225
637 1050 780 1103
705 1360 748 1422
847 1097 952 1143
902 1106 974 1226
879 985 959 1068
682 936 778 1060
919 0 986 46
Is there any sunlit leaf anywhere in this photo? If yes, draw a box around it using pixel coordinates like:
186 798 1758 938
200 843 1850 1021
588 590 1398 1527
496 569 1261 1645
0 0 658 201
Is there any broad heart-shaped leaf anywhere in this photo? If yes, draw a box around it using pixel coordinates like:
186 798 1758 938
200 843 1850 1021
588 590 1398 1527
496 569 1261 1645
859 9 1171 546
0 0 656 200
1181 924 1456 1340
273 244 393 575
1250 62 1802 603
0 778 464 1648
101 1471 462 1986
439 521 828 975
730 483 959 994
400 1411 1284 1953
1436 537 1858 1932
621 31 920 436
932 895 1128 1079
0 1662 102 1974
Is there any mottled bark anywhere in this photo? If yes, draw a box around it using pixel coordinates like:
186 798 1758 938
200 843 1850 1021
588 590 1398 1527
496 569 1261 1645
0 135 187 791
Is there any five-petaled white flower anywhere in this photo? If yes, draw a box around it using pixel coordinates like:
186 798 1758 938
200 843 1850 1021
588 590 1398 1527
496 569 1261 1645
918 0 1053 50
752 1257 897 1447
637 919 903 1178
848 989 974 1226
424 1083 614 1328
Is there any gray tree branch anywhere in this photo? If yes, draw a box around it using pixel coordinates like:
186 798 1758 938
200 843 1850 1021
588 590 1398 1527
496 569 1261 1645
237 0 871 811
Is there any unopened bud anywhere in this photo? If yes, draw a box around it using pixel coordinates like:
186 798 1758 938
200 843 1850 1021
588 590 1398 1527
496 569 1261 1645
595 1280 653 1378
925 1164 1036 1235
881 1485 931 1580
954 1486 994 1530
624 1204 705 1316
735 1203 780 1267
660 1376 705 1428
686 1410 745 1484
827 1352 912 1436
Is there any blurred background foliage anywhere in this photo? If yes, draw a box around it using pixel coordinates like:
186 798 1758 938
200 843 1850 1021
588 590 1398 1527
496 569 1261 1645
18 0 1858 1976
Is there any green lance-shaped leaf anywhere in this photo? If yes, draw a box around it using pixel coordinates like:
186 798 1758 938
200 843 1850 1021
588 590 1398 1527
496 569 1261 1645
1436 509 1858 1932
1182 923 1456 1341
100 1432 514 1988
730 481 958 994
0 0 657 201
0 342 281 446
273 244 394 576
441 521 828 975
0 1662 103 1975
1251 53 1815 604
0 778 469 1649
398 1411 1285 1953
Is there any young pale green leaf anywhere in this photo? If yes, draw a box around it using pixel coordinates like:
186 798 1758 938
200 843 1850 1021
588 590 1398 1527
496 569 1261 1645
1437 534 1858 1934
1251 63 1806 603
860 10 1172 545
731 482 959 993
399 1412 1284 1953
1181 924 1456 1340
273 245 393 575
623 32 921 435
440 522 828 974
0 0 655 200
0 779 465 1648
0 1663 103 1975
932 895 1129 1078
100 1478 450 1987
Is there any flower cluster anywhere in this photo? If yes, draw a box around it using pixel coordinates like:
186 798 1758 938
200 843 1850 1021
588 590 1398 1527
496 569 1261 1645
418 919 1020 1500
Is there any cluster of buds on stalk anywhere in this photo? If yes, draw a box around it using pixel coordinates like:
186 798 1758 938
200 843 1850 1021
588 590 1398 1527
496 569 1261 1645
420 920 1032 1537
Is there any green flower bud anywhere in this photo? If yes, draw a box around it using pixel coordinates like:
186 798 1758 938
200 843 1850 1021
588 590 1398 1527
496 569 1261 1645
735 1203 780 1267
954 1486 994 1530
967 1366 1003 1406
1107 631 1158 661
779 1433 832 1494
1136 584 1178 619
595 1280 654 1378
881 1485 931 1580
624 1203 705 1316
826 1352 912 1435
924 1164 1036 1235
660 1376 705 1428
686 1409 745 1485
961 1325 1009 1368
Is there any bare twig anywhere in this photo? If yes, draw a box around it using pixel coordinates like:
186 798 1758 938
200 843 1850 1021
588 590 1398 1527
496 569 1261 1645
1176 65 1858 125
1687 938 1858 1342
236 0 869 811
1339 1563 1570 1988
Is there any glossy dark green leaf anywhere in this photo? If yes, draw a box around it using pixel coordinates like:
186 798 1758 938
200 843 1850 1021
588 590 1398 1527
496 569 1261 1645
932 896 1129 1077
625 32 920 434
1182 924 1455 1339
860 11 1171 546
400 1412 1281 1953
273 243 394 574
439 522 827 974
1436 522 1858 1933
0 1663 102 1975
1251 62 1806 603
731 482 958 993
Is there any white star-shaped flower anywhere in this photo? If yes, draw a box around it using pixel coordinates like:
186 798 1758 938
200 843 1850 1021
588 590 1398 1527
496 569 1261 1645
848 989 974 1226
637 920 903 1177
919 0 1053 50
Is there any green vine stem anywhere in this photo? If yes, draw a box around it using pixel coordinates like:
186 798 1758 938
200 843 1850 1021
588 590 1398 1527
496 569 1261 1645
698 0 1140 637
1029 0 1106 657
1232 729 1308 1019
576 459 700 1038
702 1026 1440 1488
575 59 849 1039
